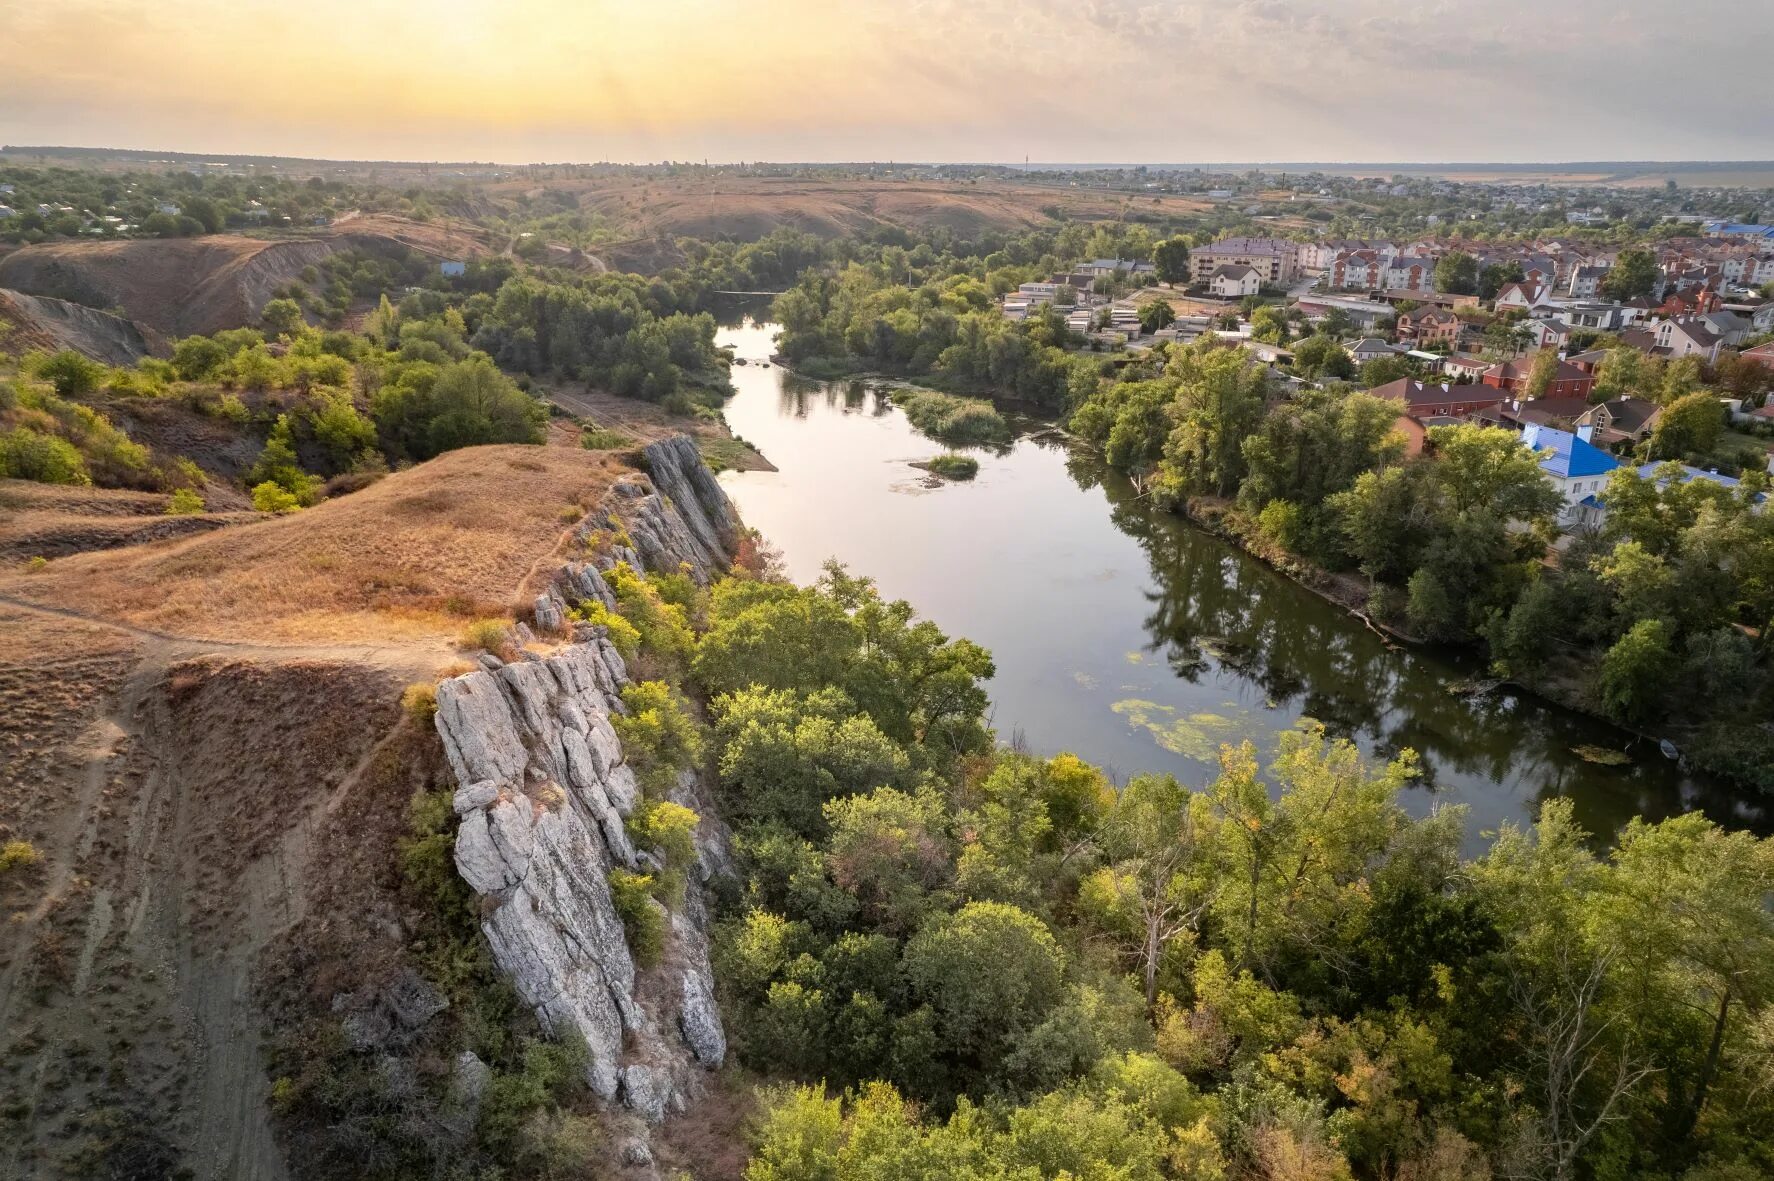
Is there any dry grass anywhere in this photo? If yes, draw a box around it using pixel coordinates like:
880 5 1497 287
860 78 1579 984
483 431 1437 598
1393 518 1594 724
0 479 253 564
0 444 629 643
486 175 1210 243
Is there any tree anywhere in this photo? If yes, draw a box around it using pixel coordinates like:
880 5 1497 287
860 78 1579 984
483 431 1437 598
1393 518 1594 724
1434 252 1478 295
1360 354 1415 388
1153 237 1191 285
1250 305 1289 344
1290 334 1356 382
1138 300 1176 333
1155 342 1270 500
1648 391 1724 460
1478 261 1525 301
902 901 1067 1063
32 349 104 398
1597 617 1673 724
1082 774 1214 1010
261 297 305 336
1601 248 1659 302
1524 349 1563 399
1429 423 1562 518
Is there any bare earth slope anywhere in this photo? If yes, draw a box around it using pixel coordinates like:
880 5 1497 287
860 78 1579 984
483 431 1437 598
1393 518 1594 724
0 289 156 363
494 175 1211 243
0 439 649 1178
0 215 492 338
0 443 624 643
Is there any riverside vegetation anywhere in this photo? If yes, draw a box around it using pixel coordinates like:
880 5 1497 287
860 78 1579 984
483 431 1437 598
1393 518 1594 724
545 548 1774 1181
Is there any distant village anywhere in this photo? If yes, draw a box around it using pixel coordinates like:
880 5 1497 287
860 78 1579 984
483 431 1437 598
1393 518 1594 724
1001 221 1774 532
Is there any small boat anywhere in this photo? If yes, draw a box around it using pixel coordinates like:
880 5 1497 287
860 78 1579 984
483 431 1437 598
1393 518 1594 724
1659 738 1681 760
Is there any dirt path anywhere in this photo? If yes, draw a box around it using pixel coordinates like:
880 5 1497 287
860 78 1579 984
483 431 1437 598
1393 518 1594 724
0 597 446 1179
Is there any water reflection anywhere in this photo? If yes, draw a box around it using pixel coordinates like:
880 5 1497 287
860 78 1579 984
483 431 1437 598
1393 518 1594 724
713 311 1765 851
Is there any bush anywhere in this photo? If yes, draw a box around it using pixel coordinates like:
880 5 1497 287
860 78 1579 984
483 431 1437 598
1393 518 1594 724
608 869 667 967
579 425 633 450
31 349 105 398
164 487 205 515
400 682 438 724
0 839 42 874
251 480 302 513
0 427 90 485
895 389 1011 445
569 599 642 658
627 800 700 900
920 453 979 480
459 618 512 653
612 680 705 795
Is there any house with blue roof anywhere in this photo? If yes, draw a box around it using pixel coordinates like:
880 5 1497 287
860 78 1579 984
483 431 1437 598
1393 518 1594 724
1635 461 1768 507
1703 221 1774 241
1521 422 1620 529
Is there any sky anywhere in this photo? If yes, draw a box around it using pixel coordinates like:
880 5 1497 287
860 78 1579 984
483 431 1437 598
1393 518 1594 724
5 0 1772 165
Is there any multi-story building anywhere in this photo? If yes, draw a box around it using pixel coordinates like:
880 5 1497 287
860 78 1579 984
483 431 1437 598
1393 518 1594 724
1190 237 1299 286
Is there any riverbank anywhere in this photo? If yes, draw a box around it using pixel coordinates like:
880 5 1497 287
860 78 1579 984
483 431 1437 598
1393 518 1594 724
1177 487 1767 791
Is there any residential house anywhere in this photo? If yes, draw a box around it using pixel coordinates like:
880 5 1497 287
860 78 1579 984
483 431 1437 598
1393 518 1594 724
1081 259 1156 278
1635 461 1765 504
1521 318 1574 351
1190 237 1299 286
1566 265 1610 298
1370 378 1507 420
1740 340 1774 371
1481 355 1597 399
1553 302 1630 332
1397 306 1461 348
1696 309 1750 347
1565 348 1612 375
1577 397 1662 448
1522 423 1620 529
0 206 13 220
1207 264 1262 299
1648 316 1724 363
1494 280 1549 313
1348 337 1403 365
1751 303 1774 334
1442 354 1492 382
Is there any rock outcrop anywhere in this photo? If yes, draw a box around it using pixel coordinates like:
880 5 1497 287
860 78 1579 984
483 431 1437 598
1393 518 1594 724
435 435 739 1131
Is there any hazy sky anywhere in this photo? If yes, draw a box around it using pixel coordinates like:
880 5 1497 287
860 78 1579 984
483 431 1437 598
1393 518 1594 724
7 0 1771 164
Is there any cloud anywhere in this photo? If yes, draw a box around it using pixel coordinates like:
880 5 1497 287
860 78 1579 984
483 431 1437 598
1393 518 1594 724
2 0 1770 162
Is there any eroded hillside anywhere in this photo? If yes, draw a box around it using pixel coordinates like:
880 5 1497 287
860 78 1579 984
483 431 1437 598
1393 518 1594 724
0 436 747 1180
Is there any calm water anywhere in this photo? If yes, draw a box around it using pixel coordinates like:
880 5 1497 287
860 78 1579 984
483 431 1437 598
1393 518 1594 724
714 316 1762 849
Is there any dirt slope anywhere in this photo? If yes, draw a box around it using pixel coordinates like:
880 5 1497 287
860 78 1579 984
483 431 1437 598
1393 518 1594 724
490 175 1210 244
0 216 492 339
0 443 626 643
0 289 157 363
0 599 442 1180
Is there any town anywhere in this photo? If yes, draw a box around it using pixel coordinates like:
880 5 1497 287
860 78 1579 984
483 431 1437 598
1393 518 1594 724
999 219 1774 529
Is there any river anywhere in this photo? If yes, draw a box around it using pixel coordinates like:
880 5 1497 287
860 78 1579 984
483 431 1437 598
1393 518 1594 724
713 314 1762 849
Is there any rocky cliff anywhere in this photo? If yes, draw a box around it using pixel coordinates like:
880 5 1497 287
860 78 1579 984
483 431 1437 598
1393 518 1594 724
432 436 739 1144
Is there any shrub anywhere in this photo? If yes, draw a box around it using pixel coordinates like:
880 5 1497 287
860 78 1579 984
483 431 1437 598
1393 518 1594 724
627 800 700 900
569 599 642 659
579 425 632 450
164 487 205 515
400 682 438 724
31 349 105 398
613 680 705 795
0 839 42 874
921 453 979 480
459 618 513 653
608 869 667 967
24 556 48 573
0 427 91 485
251 481 302 513
895 389 1011 445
